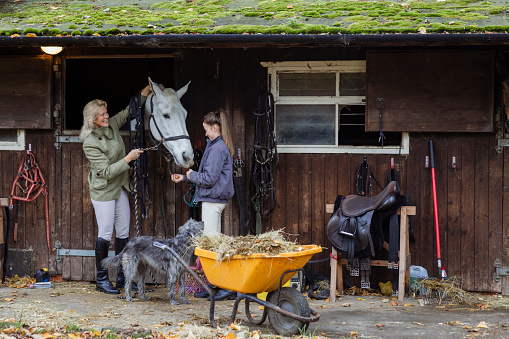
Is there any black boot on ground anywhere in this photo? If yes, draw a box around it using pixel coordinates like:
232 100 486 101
207 289 237 301
95 238 120 294
114 237 138 291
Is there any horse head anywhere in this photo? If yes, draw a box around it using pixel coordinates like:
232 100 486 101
145 78 194 168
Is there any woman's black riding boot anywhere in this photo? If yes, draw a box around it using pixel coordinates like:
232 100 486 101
114 237 137 291
95 237 120 294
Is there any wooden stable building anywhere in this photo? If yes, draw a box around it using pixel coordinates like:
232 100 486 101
1 34 509 294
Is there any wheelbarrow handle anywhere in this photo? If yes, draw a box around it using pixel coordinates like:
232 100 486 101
152 242 217 328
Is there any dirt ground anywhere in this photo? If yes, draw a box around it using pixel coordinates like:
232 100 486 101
1 281 509 338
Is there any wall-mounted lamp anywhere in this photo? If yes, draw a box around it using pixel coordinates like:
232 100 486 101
41 46 63 55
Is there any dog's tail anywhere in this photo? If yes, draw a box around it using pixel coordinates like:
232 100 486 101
101 254 121 268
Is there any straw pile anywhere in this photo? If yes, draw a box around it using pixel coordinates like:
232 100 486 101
192 229 299 262
417 277 470 305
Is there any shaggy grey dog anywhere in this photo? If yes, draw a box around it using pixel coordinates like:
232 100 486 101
101 219 204 303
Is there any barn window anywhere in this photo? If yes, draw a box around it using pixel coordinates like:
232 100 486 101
0 130 25 151
64 56 175 131
262 61 409 154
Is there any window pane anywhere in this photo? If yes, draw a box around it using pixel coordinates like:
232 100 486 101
279 73 335 96
339 105 401 146
340 73 366 96
0 130 17 142
276 105 335 145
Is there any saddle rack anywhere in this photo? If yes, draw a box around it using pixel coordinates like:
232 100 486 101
326 203 416 304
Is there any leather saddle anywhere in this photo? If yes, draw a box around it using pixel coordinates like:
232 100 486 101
327 181 400 262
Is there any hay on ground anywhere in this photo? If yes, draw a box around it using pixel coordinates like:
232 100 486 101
418 277 469 305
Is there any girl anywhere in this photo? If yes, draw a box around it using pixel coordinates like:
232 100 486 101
172 109 234 236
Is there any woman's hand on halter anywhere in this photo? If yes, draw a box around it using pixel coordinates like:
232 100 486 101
171 174 184 183
185 169 194 180
125 149 143 164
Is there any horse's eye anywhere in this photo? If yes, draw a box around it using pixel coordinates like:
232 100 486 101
163 114 170 119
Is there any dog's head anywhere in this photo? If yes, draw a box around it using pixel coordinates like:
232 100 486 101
176 218 204 239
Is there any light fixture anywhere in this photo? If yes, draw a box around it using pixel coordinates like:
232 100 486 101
41 46 63 55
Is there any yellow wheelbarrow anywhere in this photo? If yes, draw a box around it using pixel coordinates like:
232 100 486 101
153 242 321 336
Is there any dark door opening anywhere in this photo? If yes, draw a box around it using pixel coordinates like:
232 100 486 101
65 57 175 130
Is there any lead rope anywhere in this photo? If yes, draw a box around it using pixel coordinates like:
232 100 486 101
9 147 52 253
129 94 158 294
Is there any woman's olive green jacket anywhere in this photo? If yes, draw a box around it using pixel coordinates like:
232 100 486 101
82 96 146 201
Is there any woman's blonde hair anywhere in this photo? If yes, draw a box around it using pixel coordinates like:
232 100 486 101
203 109 234 156
79 99 107 140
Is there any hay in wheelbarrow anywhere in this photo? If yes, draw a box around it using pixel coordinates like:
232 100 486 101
193 230 321 294
192 229 299 263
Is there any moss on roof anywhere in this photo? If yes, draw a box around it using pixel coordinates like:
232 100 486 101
1 0 509 36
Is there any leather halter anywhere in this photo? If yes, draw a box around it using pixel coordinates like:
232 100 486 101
149 95 190 144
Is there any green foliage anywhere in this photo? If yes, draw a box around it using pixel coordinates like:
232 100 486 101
105 28 122 35
23 27 40 35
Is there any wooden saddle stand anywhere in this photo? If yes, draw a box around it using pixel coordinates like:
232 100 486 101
326 181 416 303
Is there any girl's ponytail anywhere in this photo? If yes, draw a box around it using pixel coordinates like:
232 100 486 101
203 109 234 156
218 110 234 157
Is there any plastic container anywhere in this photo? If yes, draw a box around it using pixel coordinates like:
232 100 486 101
36 268 49 283
409 265 428 295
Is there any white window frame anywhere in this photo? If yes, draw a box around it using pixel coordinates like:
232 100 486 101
261 60 409 155
0 130 26 151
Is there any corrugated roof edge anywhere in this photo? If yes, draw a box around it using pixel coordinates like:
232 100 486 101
1 33 509 48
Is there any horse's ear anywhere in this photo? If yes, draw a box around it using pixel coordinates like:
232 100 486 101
148 77 164 97
176 81 191 99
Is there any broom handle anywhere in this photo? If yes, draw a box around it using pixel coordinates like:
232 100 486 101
430 140 443 274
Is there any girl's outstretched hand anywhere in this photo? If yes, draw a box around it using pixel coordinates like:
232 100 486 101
171 174 184 183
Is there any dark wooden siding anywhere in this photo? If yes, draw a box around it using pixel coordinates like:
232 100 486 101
0 57 52 129
0 46 508 293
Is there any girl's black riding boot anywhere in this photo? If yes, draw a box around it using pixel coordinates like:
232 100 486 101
95 237 120 294
114 237 137 291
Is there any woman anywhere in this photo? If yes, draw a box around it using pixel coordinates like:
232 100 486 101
171 109 235 301
80 85 150 294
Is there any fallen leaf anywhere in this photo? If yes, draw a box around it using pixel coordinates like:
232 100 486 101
390 301 398 306
357 298 365 301
341 303 351 307
287 4 293 8
477 321 488 328
230 323 241 330
349 331 358 336
376 323 385 327
403 303 414 306
225 333 235 339
3 298 14 302
154 324 163 327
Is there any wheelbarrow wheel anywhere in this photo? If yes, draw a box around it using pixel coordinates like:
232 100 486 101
245 298 268 325
267 287 310 336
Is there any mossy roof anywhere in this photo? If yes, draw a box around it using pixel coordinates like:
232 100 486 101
1 0 509 38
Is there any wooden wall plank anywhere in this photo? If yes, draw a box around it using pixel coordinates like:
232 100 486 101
461 134 476 291
310 153 325 273
419 137 435 277
61 144 71 280
503 145 509 295
299 154 312 245
70 142 83 281
407 137 421 267
446 135 462 279
488 134 503 293
285 155 299 241
474 134 490 291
